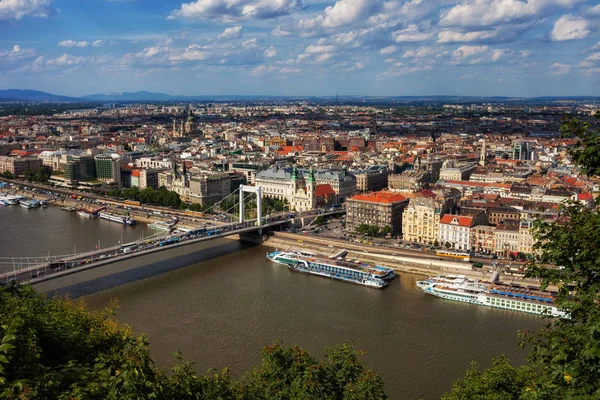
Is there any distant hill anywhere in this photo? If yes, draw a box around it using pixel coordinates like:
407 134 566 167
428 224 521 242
82 91 289 101
82 91 178 101
3 88 600 103
0 89 84 102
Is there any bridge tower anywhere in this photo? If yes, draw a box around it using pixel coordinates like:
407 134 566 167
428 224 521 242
239 184 262 226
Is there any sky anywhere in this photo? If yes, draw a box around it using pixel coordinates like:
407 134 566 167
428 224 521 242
0 0 599 97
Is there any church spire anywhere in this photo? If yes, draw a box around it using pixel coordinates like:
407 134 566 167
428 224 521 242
308 166 315 183
479 138 487 167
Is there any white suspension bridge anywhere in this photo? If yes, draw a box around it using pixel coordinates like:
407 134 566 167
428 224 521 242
1 185 303 284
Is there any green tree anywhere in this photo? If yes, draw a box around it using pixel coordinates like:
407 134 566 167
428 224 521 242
382 226 392 237
0 171 14 179
357 224 369 235
444 111 600 399
236 341 386 400
0 283 386 399
443 356 532 400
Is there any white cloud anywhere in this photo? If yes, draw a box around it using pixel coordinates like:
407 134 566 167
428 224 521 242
402 47 437 58
451 44 511 63
92 40 104 48
46 54 87 66
138 46 166 57
0 44 36 62
280 66 301 73
332 31 359 45
315 53 333 63
588 4 600 17
305 44 336 53
264 45 277 57
217 26 243 39
271 26 291 36
579 52 600 67
392 25 433 42
549 62 571 74
169 45 211 61
169 0 304 22
321 0 381 28
58 40 90 48
437 30 497 43
0 0 52 20
380 45 399 55
551 15 590 41
440 0 585 28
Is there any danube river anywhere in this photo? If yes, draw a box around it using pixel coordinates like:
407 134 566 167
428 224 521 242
0 205 153 274
2 205 545 399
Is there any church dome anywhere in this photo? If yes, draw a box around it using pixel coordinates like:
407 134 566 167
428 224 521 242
186 110 195 122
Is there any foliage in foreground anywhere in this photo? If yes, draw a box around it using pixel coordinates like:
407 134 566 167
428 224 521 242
0 284 386 399
444 111 600 399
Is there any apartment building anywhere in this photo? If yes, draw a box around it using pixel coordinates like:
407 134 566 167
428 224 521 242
346 191 409 235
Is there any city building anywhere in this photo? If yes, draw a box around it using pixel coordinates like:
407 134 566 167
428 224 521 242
255 165 356 203
388 170 429 192
439 160 477 181
487 207 521 226
188 172 232 206
354 166 388 192
94 155 121 187
0 156 43 177
513 141 531 161
173 109 202 137
64 155 96 182
402 196 452 245
345 191 409 235
228 161 269 185
518 219 537 255
470 225 496 254
290 166 316 212
495 221 520 256
438 215 477 251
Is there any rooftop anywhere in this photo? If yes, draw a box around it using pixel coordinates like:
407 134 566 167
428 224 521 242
349 190 407 204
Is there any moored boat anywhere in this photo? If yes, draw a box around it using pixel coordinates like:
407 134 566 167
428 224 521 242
267 250 394 288
19 199 40 209
77 210 94 218
99 212 136 225
416 275 567 317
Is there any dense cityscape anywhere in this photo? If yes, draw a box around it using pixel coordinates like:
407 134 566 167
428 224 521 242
1 100 598 259
3 0 600 397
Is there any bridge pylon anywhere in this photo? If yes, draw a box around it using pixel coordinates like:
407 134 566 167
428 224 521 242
238 184 262 226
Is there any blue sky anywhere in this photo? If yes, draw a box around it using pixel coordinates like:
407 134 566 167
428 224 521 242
0 0 599 97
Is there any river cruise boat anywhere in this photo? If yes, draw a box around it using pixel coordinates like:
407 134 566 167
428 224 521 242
416 275 567 317
267 250 395 288
0 195 20 205
77 210 94 218
99 212 136 225
19 199 39 209
149 220 177 232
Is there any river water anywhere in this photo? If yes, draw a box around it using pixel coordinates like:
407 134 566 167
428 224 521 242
0 205 153 273
1 205 545 399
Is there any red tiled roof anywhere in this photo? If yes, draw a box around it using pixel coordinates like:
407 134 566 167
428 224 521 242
131 170 141 177
316 184 335 197
578 192 593 201
350 190 407 204
440 214 474 227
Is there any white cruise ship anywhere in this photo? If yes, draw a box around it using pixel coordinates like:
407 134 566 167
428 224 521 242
99 212 136 225
416 275 567 318
267 250 395 288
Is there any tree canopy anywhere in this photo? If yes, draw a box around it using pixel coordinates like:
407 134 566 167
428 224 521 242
0 284 386 399
444 111 600 399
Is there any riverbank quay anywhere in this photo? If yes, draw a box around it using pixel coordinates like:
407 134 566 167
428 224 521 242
263 232 547 286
